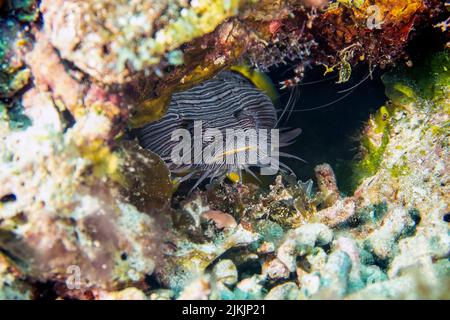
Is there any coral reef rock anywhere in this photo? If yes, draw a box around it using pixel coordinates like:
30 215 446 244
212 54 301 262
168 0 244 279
0 0 448 300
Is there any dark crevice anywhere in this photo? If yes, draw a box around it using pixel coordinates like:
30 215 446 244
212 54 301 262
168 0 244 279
443 213 450 223
0 193 16 203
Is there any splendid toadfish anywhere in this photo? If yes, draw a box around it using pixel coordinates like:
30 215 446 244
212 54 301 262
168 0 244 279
133 68 301 190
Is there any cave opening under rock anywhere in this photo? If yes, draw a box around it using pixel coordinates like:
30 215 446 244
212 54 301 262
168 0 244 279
174 24 446 197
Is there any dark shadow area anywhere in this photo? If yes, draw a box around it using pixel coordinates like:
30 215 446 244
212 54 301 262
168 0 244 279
268 24 446 187
269 63 387 184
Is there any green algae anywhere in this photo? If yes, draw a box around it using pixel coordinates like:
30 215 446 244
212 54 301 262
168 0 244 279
338 51 449 194
383 51 450 104
390 156 411 178
0 19 27 98
0 101 31 130
0 68 30 97
383 82 418 106
337 106 391 194
3 0 39 22
356 114 390 174
0 5 35 109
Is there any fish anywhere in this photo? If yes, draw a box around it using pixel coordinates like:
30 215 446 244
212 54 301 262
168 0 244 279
133 69 301 190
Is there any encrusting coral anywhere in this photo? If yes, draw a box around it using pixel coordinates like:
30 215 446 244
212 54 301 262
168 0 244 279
0 0 448 299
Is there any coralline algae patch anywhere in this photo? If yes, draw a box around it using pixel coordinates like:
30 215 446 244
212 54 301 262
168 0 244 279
0 0 448 300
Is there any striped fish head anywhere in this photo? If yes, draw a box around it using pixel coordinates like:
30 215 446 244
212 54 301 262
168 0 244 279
132 70 301 191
